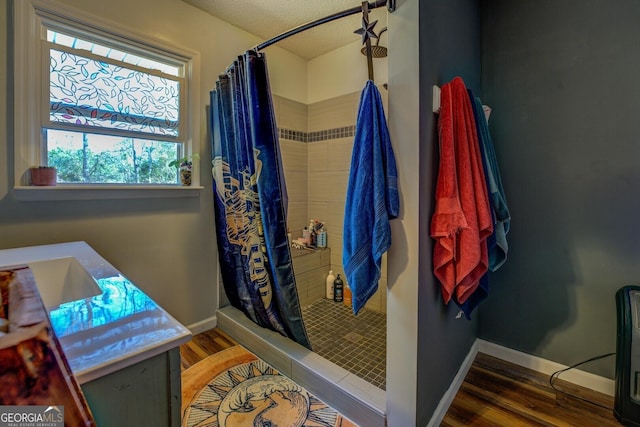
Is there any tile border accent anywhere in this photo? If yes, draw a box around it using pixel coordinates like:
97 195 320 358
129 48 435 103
279 125 355 143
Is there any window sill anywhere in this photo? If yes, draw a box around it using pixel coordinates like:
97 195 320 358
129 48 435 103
13 185 204 201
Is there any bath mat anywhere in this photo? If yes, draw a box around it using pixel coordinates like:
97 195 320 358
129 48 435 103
181 345 357 427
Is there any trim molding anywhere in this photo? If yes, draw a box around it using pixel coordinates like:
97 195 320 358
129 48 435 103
13 185 203 201
477 339 615 396
426 340 479 427
187 315 217 335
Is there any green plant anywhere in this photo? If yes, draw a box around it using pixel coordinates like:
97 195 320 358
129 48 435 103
168 153 199 170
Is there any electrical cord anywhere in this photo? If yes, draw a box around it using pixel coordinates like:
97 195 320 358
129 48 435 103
548 352 615 411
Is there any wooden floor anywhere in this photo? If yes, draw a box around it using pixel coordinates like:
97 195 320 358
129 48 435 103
180 328 621 426
442 352 620 427
179 327 238 371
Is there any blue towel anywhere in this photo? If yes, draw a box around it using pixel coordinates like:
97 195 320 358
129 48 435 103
472 96 510 271
343 81 399 315
454 90 492 319
455 93 511 319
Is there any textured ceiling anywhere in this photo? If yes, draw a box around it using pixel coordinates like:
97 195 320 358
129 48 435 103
182 0 389 59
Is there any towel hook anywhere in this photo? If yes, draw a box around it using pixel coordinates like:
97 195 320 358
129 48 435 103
354 1 377 82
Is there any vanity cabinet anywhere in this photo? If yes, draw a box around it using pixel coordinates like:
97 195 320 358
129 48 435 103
0 242 191 427
81 348 181 427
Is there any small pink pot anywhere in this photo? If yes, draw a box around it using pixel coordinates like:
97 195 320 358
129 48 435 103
30 167 57 186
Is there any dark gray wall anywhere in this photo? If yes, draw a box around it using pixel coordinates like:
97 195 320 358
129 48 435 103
479 0 640 378
416 0 480 424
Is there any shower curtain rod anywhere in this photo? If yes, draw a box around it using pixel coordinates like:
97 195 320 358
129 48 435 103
254 0 395 52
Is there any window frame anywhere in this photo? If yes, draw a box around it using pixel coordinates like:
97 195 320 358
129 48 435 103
13 0 202 200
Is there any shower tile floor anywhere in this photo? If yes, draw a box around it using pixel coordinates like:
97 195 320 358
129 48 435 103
301 298 386 390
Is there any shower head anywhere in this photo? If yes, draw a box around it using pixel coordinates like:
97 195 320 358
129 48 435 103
361 45 387 58
361 27 387 58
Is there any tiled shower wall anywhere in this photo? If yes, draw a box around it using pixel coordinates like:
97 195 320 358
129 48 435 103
274 96 309 237
273 88 388 313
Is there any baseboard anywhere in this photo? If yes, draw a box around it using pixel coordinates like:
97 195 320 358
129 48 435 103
187 315 217 335
426 340 479 427
477 339 615 396
426 339 615 426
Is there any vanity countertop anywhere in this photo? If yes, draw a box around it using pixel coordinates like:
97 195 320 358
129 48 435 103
0 241 192 384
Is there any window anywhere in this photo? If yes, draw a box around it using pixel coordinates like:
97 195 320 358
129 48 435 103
14 0 201 199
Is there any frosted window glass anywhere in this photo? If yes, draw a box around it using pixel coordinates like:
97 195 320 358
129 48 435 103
49 48 180 137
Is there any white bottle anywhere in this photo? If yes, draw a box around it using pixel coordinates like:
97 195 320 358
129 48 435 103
326 270 336 300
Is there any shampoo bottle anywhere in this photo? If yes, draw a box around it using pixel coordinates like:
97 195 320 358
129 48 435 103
333 274 344 303
326 270 335 300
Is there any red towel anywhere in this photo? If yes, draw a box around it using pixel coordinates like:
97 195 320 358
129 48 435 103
430 77 493 304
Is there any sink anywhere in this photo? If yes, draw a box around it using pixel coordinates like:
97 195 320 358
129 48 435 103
28 257 102 308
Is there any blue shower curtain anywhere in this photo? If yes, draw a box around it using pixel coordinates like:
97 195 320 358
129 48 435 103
210 51 311 349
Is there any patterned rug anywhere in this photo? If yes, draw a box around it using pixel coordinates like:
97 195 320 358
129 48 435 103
182 345 357 427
